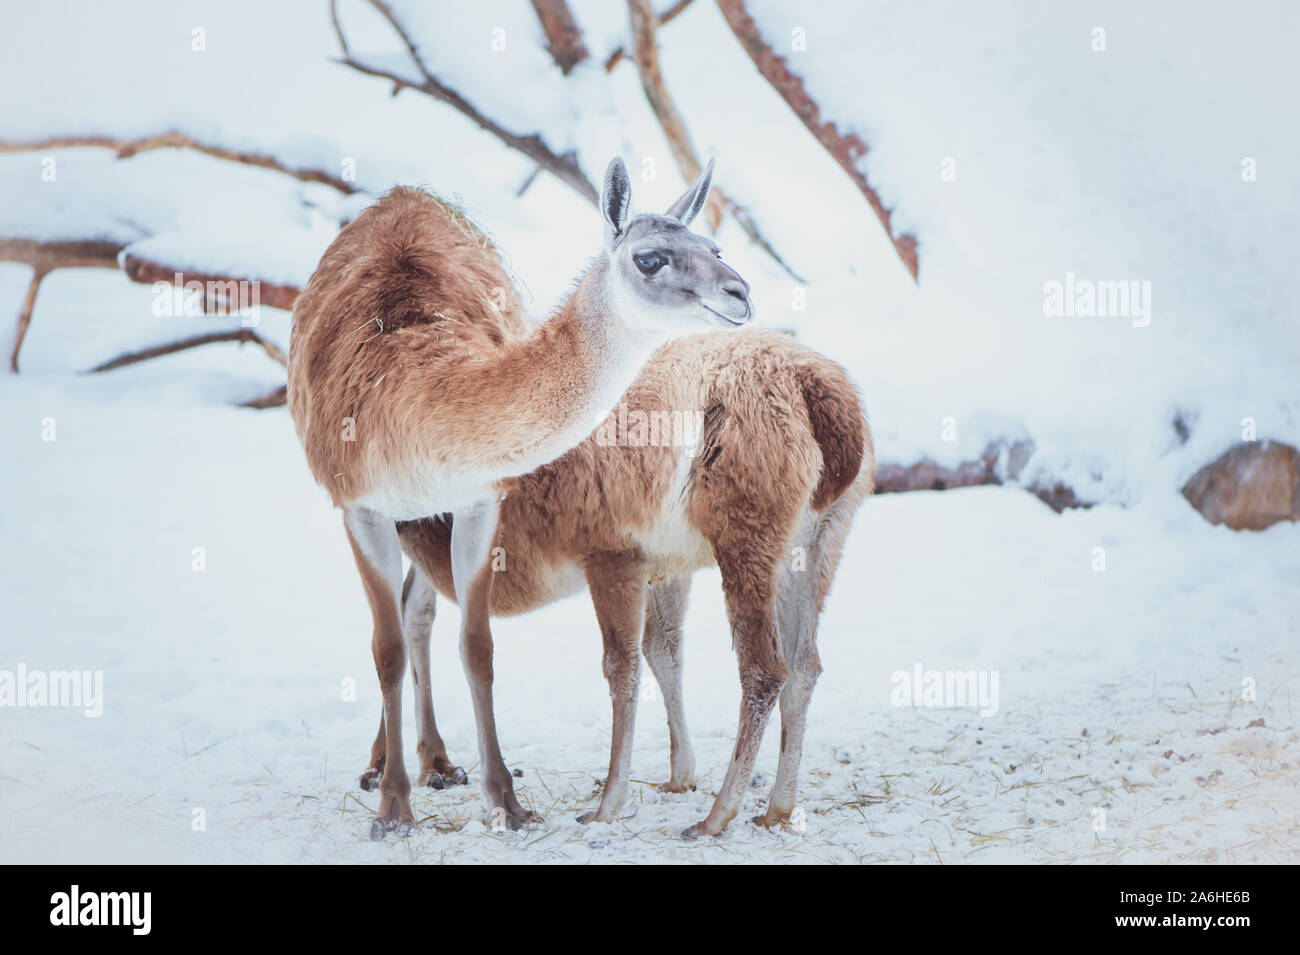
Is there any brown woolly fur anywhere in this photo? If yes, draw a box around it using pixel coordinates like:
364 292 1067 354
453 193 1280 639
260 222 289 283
399 330 873 617
395 329 875 833
288 187 532 508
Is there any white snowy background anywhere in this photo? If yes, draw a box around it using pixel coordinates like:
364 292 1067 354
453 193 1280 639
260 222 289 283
0 0 1296 863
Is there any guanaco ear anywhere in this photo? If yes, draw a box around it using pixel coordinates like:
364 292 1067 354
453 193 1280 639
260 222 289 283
602 157 632 246
665 158 714 226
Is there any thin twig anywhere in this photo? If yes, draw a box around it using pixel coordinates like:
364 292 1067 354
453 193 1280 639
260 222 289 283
241 384 288 409
605 0 695 71
329 0 597 203
86 328 288 373
9 266 49 373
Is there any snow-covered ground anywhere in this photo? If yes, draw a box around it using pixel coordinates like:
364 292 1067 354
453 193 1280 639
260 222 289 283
1 1 1297 863
1 345 1296 864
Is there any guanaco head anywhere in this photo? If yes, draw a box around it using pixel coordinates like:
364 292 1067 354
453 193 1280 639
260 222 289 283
601 157 753 332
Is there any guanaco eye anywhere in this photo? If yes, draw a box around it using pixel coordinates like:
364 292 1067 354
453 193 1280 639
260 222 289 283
633 251 665 274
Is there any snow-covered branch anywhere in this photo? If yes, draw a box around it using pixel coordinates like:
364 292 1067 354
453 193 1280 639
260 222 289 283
715 0 920 282
625 0 804 281
1 235 301 374
0 133 359 195
531 0 591 75
330 0 599 204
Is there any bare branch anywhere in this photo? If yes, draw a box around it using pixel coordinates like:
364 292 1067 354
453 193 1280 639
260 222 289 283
626 0 721 231
86 328 287 373
625 0 804 280
9 267 48 373
875 439 1090 511
1 236 301 373
531 0 590 75
605 0 694 71
241 384 288 409
331 0 598 204
0 238 121 272
121 252 301 312
714 0 919 281
2 239 121 371
0 133 360 195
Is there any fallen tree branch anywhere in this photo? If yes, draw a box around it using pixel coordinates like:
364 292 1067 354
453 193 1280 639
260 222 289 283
2 239 124 371
714 0 919 282
626 0 804 281
531 0 590 75
330 0 598 204
1182 440 1300 531
0 237 122 272
121 252 301 312
0 133 359 195
2 236 302 370
86 328 288 373
874 439 1090 512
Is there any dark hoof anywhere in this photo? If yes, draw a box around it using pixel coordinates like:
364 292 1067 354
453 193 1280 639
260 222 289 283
510 809 539 830
359 771 381 792
490 807 537 832
369 816 414 841
421 766 469 789
681 821 716 840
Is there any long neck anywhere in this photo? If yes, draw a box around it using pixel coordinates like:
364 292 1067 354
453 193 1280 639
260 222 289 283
474 257 665 477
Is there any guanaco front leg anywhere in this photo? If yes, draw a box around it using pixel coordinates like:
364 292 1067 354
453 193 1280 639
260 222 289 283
642 576 696 792
579 553 648 823
453 499 533 829
344 506 414 840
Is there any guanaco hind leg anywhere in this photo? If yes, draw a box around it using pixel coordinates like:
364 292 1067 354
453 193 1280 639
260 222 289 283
762 488 866 829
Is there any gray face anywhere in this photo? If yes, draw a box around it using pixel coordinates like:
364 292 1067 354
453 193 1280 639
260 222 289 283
601 158 754 333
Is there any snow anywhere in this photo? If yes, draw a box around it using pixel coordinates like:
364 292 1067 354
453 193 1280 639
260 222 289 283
1 0 1297 863
736 0 1300 491
1 362 1295 863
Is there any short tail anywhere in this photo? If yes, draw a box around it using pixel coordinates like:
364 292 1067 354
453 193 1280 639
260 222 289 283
796 359 872 511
